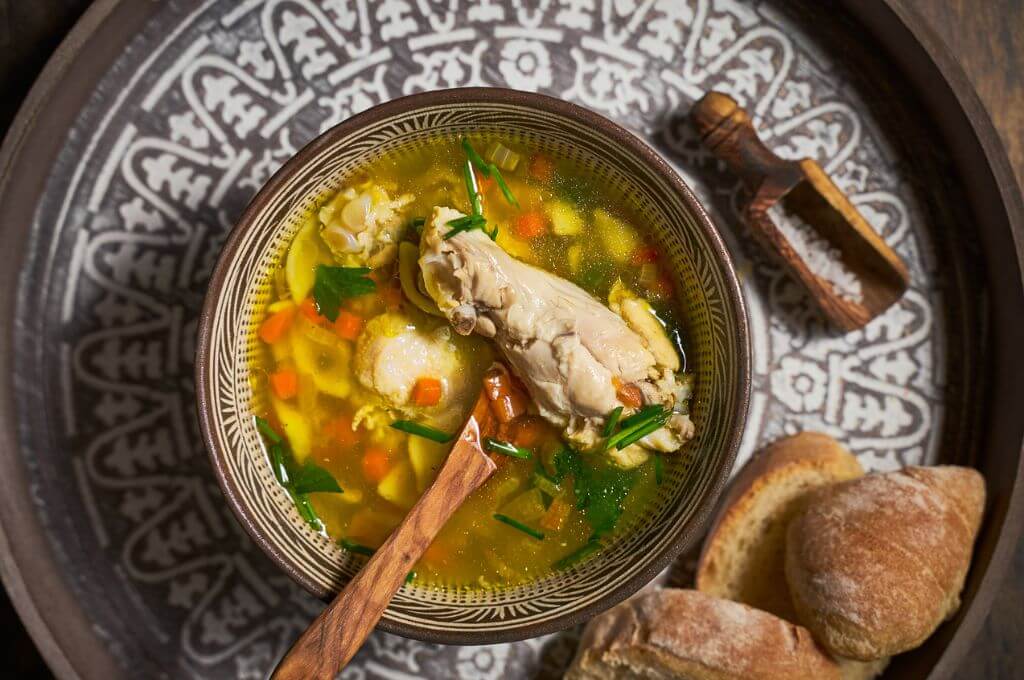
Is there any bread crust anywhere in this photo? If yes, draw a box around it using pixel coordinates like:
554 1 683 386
785 466 985 661
566 589 841 680
696 431 864 621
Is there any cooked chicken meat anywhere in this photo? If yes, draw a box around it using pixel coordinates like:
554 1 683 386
419 206 694 457
353 310 492 430
319 184 413 268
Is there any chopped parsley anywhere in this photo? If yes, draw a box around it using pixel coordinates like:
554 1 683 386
312 265 376 322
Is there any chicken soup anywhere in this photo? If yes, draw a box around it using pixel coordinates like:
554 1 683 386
252 135 694 589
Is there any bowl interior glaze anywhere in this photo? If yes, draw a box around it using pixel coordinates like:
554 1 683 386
196 88 750 643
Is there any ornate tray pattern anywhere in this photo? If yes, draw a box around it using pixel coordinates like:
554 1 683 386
13 0 973 677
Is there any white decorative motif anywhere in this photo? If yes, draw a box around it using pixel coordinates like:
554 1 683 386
19 0 959 677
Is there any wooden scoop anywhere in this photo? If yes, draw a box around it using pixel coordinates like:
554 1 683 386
272 389 498 679
690 91 908 331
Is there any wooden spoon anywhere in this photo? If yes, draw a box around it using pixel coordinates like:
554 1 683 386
690 91 909 332
272 388 499 679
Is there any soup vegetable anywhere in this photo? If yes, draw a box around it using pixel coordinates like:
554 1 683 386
252 135 694 589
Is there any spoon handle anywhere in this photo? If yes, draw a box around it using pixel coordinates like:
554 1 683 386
272 437 496 680
689 91 804 198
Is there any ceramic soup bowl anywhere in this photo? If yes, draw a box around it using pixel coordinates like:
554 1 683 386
196 88 750 643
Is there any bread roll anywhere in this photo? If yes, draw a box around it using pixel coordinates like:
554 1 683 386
696 432 886 679
565 589 840 680
785 466 985 660
697 431 864 621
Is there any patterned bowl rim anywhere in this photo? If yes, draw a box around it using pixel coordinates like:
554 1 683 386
195 86 751 644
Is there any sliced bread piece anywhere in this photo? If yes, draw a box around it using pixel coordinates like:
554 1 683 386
565 589 840 680
696 431 864 622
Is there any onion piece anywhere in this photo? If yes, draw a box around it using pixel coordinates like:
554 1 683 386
486 142 521 172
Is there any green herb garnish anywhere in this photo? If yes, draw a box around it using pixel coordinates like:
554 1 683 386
654 453 664 485
547 445 636 538
405 571 417 584
606 405 670 451
340 538 376 557
313 265 376 322
444 213 488 240
573 462 638 537
493 513 545 540
290 464 343 495
268 442 290 486
462 138 518 208
463 158 483 215
602 407 624 437
390 420 454 443
484 437 532 460
618 404 666 430
552 446 582 482
256 416 282 443
532 471 562 499
553 539 602 570
255 416 343 531
288 489 323 531
492 171 518 207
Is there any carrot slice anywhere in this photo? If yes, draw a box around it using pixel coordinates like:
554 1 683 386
323 414 361 448
380 282 403 310
422 540 448 565
513 415 547 449
631 246 659 265
269 369 299 400
613 378 644 408
475 171 495 193
645 276 674 299
528 154 555 183
513 211 547 239
300 297 329 326
333 310 364 340
258 307 295 344
411 377 443 407
361 446 391 482
540 494 572 532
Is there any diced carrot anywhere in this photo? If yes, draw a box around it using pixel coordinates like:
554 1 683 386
513 211 547 239
411 377 443 407
513 415 546 449
422 541 447 565
259 306 295 344
540 494 572 532
528 154 555 183
323 414 361 448
348 508 390 548
631 246 659 265
300 297 329 326
491 391 528 423
333 310 364 340
361 446 391 482
645 276 674 299
269 369 299 400
613 378 644 408
475 171 495 193
380 282 403 310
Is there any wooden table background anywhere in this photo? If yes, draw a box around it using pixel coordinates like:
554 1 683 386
0 0 1020 677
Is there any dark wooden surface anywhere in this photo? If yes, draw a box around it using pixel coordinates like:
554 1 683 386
0 1 1020 678
903 1 1024 677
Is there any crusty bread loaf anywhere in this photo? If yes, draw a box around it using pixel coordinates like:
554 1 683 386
697 431 864 622
565 589 840 680
695 432 886 679
785 465 985 661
